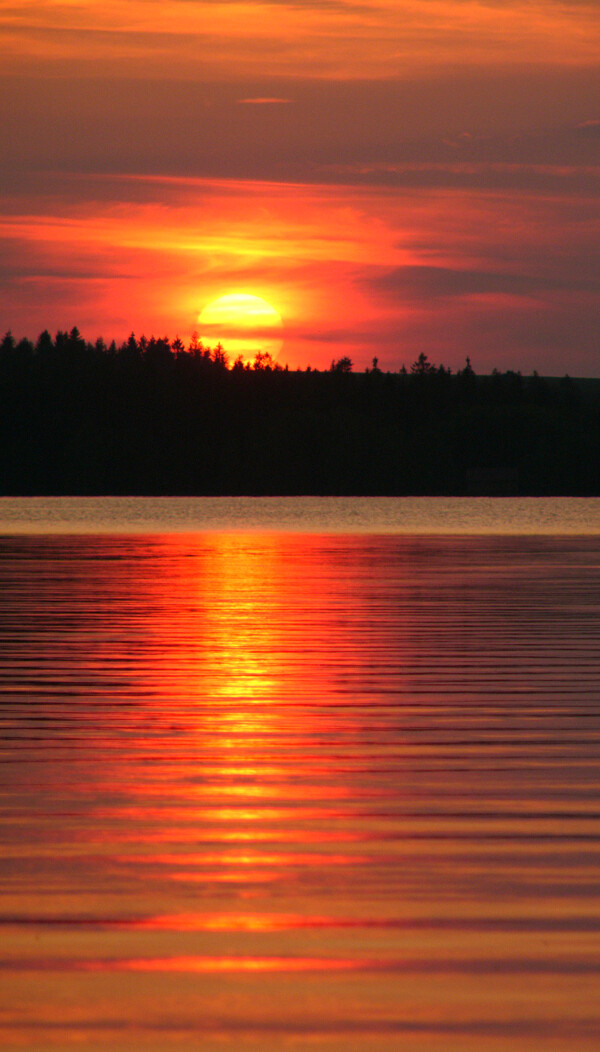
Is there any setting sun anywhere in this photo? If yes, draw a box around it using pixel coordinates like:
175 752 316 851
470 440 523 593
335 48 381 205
199 293 283 363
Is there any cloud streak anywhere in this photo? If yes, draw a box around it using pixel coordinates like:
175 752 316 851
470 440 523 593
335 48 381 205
237 97 291 105
2 1 599 81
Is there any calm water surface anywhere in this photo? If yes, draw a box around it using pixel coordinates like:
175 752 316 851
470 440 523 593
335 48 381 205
0 503 599 1050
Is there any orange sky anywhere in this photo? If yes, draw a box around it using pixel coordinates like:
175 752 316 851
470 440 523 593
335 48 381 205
1 0 598 372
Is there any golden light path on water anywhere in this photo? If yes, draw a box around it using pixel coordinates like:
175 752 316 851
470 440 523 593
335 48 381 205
0 525 599 1050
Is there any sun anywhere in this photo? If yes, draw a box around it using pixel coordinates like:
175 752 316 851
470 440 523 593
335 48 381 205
199 293 283 363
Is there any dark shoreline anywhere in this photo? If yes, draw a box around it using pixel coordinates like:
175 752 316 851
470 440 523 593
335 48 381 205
2 330 599 497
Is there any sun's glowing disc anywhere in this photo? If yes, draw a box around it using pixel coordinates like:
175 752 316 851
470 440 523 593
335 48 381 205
199 294 283 362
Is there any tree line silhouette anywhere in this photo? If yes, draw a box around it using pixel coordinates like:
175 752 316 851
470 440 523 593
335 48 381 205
1 327 599 495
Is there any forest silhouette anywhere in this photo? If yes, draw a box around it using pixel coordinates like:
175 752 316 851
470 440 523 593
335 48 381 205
1 328 599 495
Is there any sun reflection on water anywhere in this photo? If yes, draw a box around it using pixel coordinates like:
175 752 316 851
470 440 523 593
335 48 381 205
2 532 598 1049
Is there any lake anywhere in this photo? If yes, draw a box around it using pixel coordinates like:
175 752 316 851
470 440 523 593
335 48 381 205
0 498 599 1051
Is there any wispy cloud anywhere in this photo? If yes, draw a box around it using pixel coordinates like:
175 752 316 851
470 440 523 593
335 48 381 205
2 1 598 80
236 97 291 105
